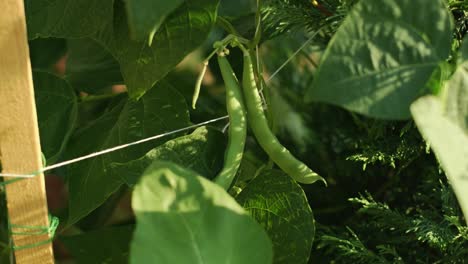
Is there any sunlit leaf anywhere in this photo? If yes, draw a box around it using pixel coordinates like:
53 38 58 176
308 0 453 119
411 60 468 224
131 161 273 264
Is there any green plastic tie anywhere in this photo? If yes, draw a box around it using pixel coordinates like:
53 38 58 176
1 156 57 251
9 215 59 251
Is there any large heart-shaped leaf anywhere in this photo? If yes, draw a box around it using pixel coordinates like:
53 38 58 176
34 71 77 164
307 0 453 119
131 161 273 264
237 170 315 264
111 126 226 186
25 0 219 98
125 0 185 43
65 81 189 225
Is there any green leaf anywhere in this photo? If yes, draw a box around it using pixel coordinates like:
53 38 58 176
34 71 77 164
131 161 273 264
237 170 315 264
66 38 123 93
443 63 468 131
29 38 66 70
65 81 189 225
111 126 226 186
460 35 468 63
99 0 219 98
61 225 133 264
25 0 113 40
411 63 468 224
125 0 185 43
25 0 219 98
307 0 453 119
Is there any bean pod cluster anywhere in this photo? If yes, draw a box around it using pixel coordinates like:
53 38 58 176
198 42 326 190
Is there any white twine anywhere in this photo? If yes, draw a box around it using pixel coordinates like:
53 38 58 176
266 30 321 82
0 116 229 178
0 30 320 179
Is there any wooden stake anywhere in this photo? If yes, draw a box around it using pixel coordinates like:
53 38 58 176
0 0 55 263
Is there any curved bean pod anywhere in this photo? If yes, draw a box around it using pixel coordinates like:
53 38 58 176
214 54 247 190
241 50 325 185
192 61 209 109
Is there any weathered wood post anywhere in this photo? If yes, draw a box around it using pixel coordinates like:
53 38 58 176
0 0 55 263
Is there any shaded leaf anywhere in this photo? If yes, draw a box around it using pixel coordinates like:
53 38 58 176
98 0 219 98
66 38 123 93
307 0 453 119
25 0 218 98
25 0 113 40
61 225 133 264
237 169 315 264
34 71 77 164
25 0 219 98
65 81 189 225
29 38 66 70
131 161 273 264
112 126 226 186
125 0 185 43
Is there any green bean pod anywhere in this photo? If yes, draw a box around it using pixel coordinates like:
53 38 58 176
241 50 325 185
192 61 209 109
214 54 247 190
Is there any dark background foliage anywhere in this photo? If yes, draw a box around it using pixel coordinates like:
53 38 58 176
0 0 467 263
